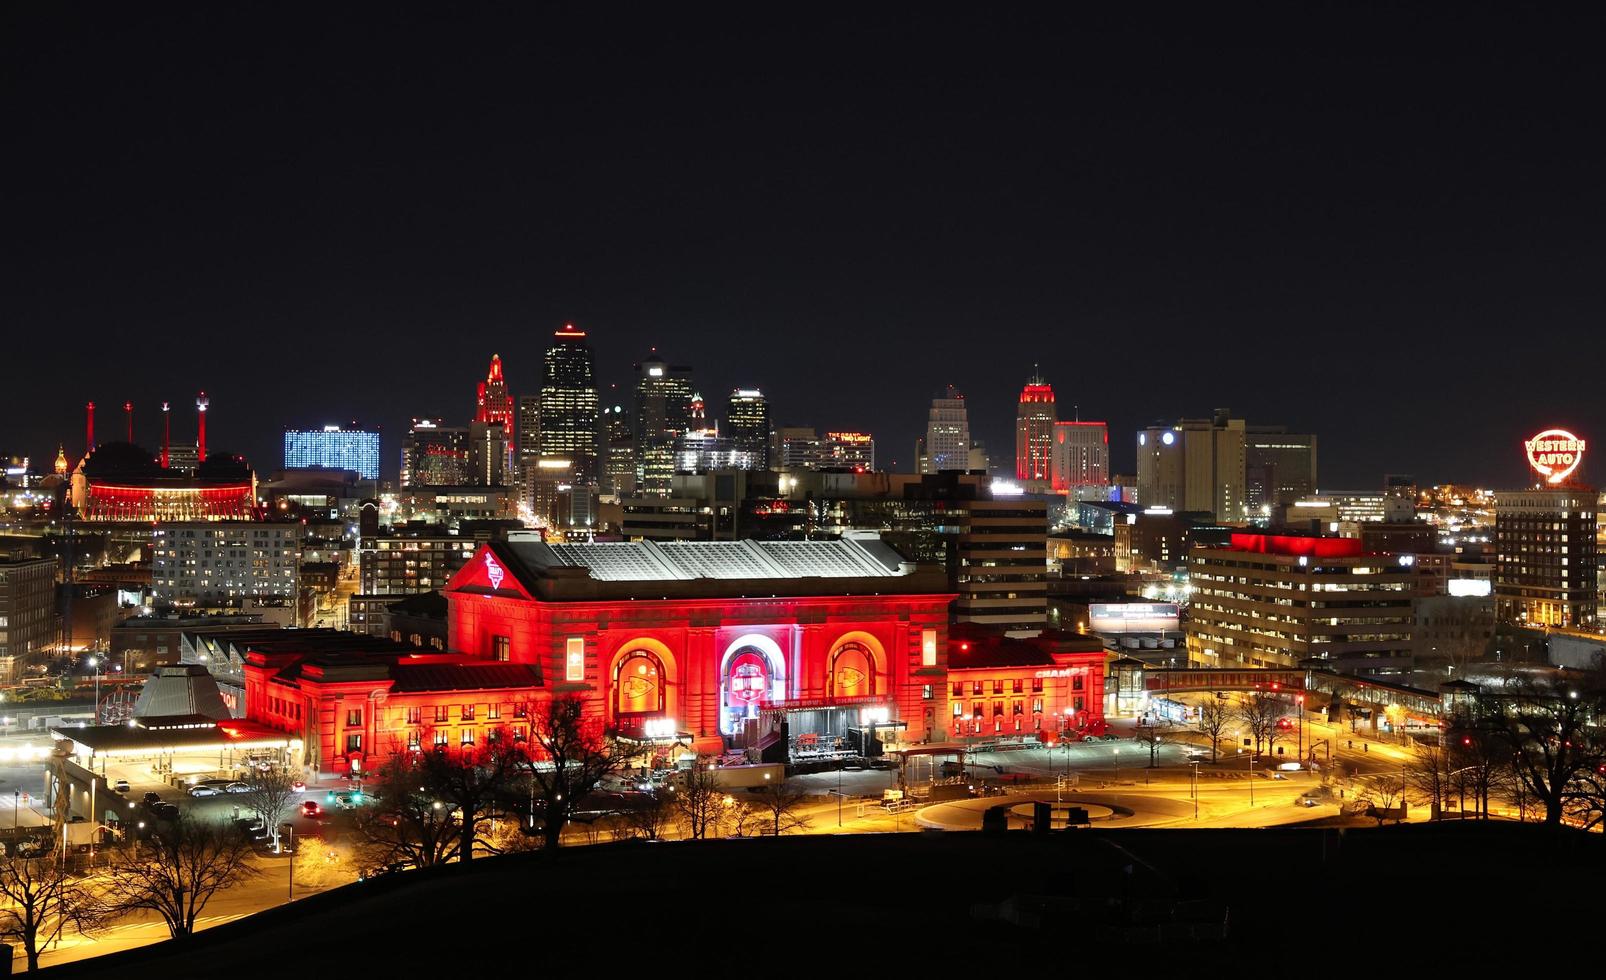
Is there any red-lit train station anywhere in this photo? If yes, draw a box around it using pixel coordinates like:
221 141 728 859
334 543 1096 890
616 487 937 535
242 537 1106 778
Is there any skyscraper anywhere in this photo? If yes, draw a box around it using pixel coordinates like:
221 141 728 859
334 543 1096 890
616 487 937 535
1244 426 1318 512
725 389 771 469
283 425 381 479
401 418 469 487
634 352 694 495
1051 421 1108 497
516 394 541 473
539 323 600 485
1014 372 1056 483
475 354 514 433
921 385 971 474
600 396 635 497
1136 409 1246 522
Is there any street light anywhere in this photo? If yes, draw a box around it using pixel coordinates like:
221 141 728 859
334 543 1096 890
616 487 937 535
86 656 101 724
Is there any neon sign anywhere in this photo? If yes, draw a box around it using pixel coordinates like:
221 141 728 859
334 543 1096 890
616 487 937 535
1525 428 1586 485
483 552 505 590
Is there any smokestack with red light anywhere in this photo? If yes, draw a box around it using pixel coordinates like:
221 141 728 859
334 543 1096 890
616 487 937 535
196 392 209 462
86 402 95 455
161 402 171 468
125 401 134 443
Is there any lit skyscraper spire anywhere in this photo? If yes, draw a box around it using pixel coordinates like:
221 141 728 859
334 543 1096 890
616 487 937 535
1015 367 1056 482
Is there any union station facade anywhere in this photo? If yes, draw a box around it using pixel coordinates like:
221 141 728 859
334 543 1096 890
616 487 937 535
244 536 1107 778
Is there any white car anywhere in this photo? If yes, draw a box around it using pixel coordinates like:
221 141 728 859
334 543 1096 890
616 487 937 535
224 782 251 794
189 785 221 797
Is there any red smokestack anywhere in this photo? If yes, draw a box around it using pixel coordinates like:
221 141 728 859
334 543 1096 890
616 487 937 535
161 402 171 468
196 391 209 462
124 401 133 443
86 402 95 455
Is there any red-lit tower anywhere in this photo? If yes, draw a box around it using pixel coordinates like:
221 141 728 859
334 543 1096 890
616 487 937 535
475 354 514 432
1015 369 1056 482
196 392 209 462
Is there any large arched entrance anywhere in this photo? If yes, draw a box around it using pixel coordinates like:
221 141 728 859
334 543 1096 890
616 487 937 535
718 634 787 738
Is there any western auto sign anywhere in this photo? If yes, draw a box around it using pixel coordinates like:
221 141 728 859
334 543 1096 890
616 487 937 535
1525 429 1586 484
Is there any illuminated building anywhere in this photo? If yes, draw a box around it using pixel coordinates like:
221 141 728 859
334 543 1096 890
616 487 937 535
725 389 771 469
516 395 541 474
540 324 600 485
1245 426 1317 511
770 428 876 472
1186 532 1419 674
634 353 694 495
475 354 514 434
469 420 509 486
1136 409 1246 522
401 419 469 487
1494 487 1598 629
349 530 481 635
949 496 1049 630
152 522 301 607
674 394 756 473
0 557 57 683
70 443 257 522
1014 372 1056 484
921 385 971 474
599 397 635 498
822 431 875 471
282 426 381 480
945 625 1107 739
1051 421 1108 497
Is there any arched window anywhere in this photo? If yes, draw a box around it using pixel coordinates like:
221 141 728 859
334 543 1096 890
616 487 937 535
726 649 771 708
615 650 665 716
830 643 875 699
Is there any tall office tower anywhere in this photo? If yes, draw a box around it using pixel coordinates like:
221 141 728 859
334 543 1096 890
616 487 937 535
1494 487 1599 629
1136 409 1246 522
283 426 382 480
0 557 57 684
922 385 972 474
675 393 754 472
775 426 822 469
725 389 771 469
469 420 509 486
539 323 600 484
600 396 636 497
1051 421 1108 497
634 352 695 495
950 496 1049 630
516 395 541 472
475 355 515 432
1244 425 1318 513
401 418 470 487
1014 372 1056 483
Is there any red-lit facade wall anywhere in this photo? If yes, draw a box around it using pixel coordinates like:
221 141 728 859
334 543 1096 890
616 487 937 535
1228 532 1364 559
945 653 1106 741
78 482 256 522
446 553 955 755
244 658 544 777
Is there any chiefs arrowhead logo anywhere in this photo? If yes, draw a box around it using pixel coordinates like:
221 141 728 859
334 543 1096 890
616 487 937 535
483 552 505 590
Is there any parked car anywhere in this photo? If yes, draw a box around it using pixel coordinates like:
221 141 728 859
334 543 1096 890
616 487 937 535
333 793 358 810
142 792 163 805
290 780 307 793
189 785 221 797
224 782 251 794
1081 735 1100 743
112 779 130 793
300 800 323 818
1100 734 1121 742
151 802 180 821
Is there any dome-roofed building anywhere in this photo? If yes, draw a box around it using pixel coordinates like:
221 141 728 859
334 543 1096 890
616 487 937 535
71 442 257 521
133 664 233 720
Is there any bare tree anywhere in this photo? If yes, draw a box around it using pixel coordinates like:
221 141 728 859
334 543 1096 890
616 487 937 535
747 780 811 836
241 768 300 853
1236 690 1283 757
1195 696 1232 764
413 727 525 863
1477 679 1605 826
673 765 726 840
1133 720 1173 768
0 851 97 971
1402 740 1452 819
355 748 465 870
1357 772 1409 825
618 787 677 841
521 696 635 851
1446 715 1504 820
100 815 259 938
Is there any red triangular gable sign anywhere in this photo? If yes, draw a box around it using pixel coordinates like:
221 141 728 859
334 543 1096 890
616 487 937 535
444 543 535 600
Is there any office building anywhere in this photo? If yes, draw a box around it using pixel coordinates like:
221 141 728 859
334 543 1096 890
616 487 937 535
950 496 1049 630
1494 487 1599 629
152 523 301 606
401 419 470 488
1136 409 1245 522
1051 421 1108 497
1186 532 1419 673
822 431 875 471
0 557 57 683
599 398 635 498
475 354 515 435
725 389 771 470
634 353 694 495
921 385 972 474
539 324 600 485
1014 373 1056 483
516 395 541 473
282 426 381 480
1244 426 1317 512
468 420 509 486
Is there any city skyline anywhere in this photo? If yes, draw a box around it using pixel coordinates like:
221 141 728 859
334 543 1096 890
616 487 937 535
8 7 1606 488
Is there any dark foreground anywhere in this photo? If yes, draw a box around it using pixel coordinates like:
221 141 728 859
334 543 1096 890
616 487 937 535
51 822 1602 976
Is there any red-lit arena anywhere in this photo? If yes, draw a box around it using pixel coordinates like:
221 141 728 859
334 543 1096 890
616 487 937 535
245 538 1105 778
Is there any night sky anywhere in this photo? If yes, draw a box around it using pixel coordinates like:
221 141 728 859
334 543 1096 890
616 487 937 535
7 5 1605 488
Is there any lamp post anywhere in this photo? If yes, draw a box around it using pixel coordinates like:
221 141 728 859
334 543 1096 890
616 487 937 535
1190 760 1200 819
86 656 101 724
1296 694 1305 763
282 824 295 900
